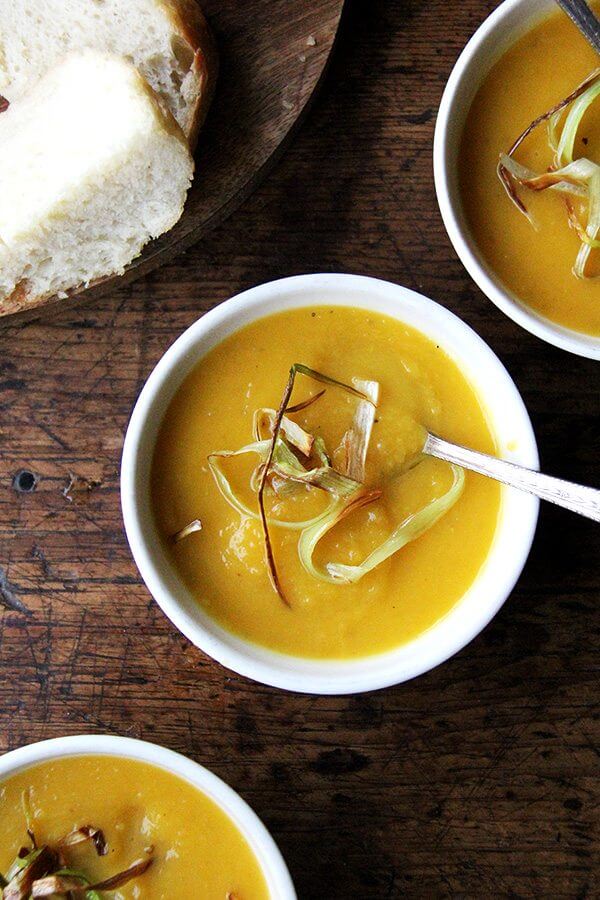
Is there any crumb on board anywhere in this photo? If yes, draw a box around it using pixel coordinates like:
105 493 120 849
63 472 103 502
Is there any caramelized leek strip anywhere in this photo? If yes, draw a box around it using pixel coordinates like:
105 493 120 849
59 826 107 857
270 436 361 496
252 434 334 497
574 169 600 278
498 154 589 213
298 465 465 584
498 67 600 213
250 437 354 495
209 440 270 519
253 408 314 456
31 856 153 895
566 198 600 248
172 519 203 543
286 389 326 414
86 853 153 891
342 378 379 483
30 871 98 898
63 869 101 900
208 440 338 530
512 68 600 158
503 155 598 193
3 847 58 900
556 78 600 166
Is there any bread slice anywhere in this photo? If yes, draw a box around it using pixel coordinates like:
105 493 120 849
0 0 217 145
0 50 194 313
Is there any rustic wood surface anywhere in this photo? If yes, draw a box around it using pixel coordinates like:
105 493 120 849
0 1 598 897
0 0 344 322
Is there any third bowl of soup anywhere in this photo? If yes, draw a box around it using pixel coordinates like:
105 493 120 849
435 0 600 358
121 273 539 693
0 734 295 899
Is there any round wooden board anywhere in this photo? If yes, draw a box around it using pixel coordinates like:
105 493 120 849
1 0 345 324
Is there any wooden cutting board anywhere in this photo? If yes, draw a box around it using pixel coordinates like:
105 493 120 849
1 0 345 323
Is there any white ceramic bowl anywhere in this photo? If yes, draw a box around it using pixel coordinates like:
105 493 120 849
0 734 296 899
121 273 539 694
433 0 600 360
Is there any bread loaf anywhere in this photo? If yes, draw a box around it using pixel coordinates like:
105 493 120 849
0 51 194 312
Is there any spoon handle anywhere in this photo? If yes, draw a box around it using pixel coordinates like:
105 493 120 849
554 0 600 55
424 433 600 523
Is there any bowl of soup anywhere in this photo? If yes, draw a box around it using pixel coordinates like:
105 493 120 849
0 734 295 899
121 273 538 693
434 0 600 359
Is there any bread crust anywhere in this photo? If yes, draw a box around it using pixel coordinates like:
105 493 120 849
2 280 33 316
159 0 218 147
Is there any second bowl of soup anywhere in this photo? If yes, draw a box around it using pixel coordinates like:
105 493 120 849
434 0 600 358
122 274 538 693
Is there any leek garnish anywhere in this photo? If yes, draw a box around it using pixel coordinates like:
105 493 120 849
286 388 326 414
257 364 374 606
498 68 600 278
1 805 152 899
299 466 465 584
209 440 338 530
253 408 314 457
200 364 465 607
21 789 36 849
341 378 379 483
59 826 107 857
172 518 203 543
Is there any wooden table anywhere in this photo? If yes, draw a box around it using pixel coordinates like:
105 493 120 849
0 1 597 896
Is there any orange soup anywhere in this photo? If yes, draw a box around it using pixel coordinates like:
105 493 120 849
460 6 600 335
0 755 269 899
151 307 501 660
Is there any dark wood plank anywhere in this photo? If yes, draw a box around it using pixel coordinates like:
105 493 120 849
0 1 598 897
0 0 344 323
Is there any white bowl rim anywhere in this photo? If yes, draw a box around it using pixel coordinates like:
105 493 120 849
433 0 600 360
0 734 296 900
121 272 539 695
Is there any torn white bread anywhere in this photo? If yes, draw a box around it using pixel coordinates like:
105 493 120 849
0 50 194 312
0 0 217 144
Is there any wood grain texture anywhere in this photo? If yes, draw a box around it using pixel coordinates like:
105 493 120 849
0 0 344 322
0 1 598 897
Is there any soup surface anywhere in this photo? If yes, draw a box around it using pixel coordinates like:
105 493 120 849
0 755 269 899
152 306 500 659
460 6 600 335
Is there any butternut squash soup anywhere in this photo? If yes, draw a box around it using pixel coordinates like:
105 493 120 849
151 307 501 659
0 755 268 899
460 7 600 336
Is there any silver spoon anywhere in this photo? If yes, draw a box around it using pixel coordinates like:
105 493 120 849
424 432 600 523
555 0 600 54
